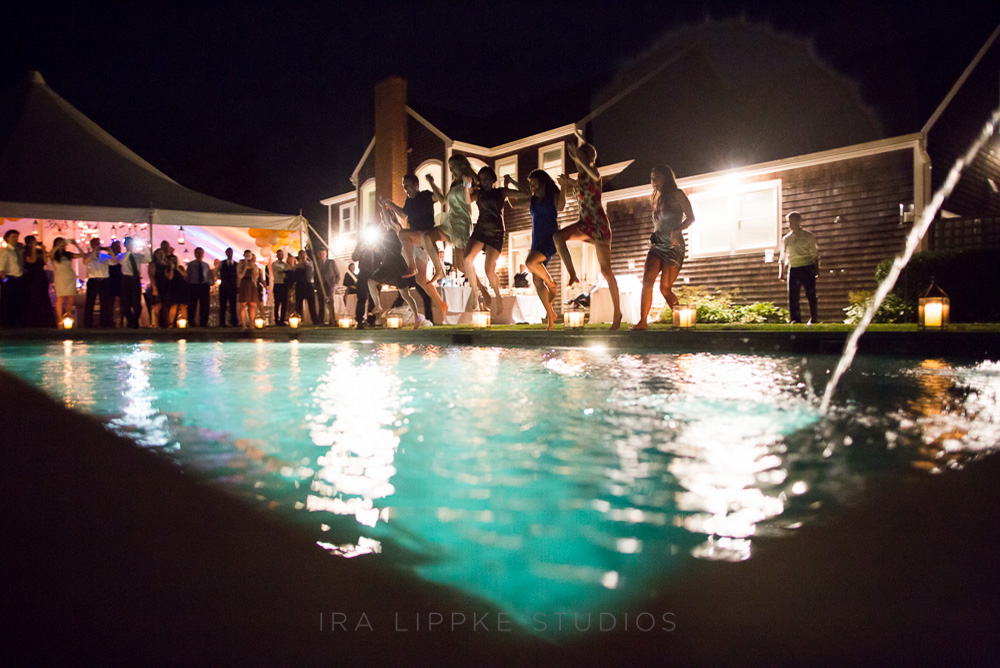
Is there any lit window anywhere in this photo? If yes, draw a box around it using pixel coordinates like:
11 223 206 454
339 203 356 234
688 179 781 258
507 231 531 287
538 143 564 182
496 155 517 188
415 160 444 218
360 179 377 226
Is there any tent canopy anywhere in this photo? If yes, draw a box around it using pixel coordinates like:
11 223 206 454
0 72 303 231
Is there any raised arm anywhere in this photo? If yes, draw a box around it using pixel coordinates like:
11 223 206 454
425 173 446 204
567 143 600 181
377 194 407 222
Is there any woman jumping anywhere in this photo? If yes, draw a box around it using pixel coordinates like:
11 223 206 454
465 166 525 316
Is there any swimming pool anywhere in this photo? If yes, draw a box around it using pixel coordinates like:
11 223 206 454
2 339 998 631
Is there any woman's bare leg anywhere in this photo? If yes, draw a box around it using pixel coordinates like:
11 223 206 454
483 246 503 318
532 274 556 331
397 229 421 277
399 287 421 329
422 229 448 282
414 256 448 320
632 253 663 330
464 241 486 311
595 242 622 330
553 222 587 288
526 250 557 295
660 264 681 309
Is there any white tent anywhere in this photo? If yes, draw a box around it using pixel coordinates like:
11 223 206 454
0 72 304 232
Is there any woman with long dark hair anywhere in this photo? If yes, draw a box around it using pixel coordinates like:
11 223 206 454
465 166 524 316
508 168 566 329
632 164 694 330
50 236 84 325
22 235 56 328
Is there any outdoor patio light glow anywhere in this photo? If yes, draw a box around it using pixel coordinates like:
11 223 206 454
177 226 185 245
338 317 353 329
254 316 265 329
288 314 301 328
361 225 381 245
918 281 950 330
472 311 491 328
673 304 696 328
386 315 401 328
565 310 585 328
176 317 188 329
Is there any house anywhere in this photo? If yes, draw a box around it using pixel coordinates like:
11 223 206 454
321 20 1000 324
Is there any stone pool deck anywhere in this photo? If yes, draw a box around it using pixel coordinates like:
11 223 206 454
2 330 1000 665
3 323 1000 358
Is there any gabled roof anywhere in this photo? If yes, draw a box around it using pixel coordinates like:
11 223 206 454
0 72 302 229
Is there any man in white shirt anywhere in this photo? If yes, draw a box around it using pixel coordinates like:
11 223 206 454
82 237 113 328
185 247 213 327
0 229 25 328
119 236 151 329
271 249 291 326
778 211 820 324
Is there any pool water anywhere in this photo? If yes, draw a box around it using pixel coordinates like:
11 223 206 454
2 340 999 629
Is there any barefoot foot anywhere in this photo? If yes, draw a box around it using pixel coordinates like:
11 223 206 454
629 322 648 331
610 312 622 331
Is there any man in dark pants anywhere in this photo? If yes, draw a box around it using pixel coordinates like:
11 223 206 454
315 248 340 325
82 237 113 328
218 247 239 326
778 211 820 324
186 247 212 327
0 229 25 328
352 232 381 327
293 252 320 325
271 249 291 325
120 237 149 328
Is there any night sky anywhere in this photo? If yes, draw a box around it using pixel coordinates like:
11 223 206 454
3 1 998 229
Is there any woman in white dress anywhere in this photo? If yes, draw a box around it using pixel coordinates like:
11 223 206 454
49 237 84 325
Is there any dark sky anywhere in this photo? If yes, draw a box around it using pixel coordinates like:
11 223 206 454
3 1 998 227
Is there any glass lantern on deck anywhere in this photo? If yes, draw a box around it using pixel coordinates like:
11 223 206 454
918 281 950 330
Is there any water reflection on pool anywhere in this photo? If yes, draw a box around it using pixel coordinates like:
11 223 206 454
2 340 998 628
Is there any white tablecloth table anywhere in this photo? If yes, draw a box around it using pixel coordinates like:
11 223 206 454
494 291 546 324
439 285 474 324
588 275 650 325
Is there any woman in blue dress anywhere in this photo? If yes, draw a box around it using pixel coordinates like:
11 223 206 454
508 169 565 329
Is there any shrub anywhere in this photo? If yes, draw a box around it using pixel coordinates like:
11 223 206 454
843 290 914 325
660 286 789 324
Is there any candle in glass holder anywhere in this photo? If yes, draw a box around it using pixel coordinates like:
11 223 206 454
338 317 353 329
386 315 401 329
673 304 696 328
253 316 265 329
288 314 301 328
176 317 188 329
62 316 74 330
564 310 585 328
472 311 491 328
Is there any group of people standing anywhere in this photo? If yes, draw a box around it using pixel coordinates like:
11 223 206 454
0 231 351 331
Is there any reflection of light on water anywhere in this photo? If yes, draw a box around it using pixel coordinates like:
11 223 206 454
306 346 402 530
317 536 382 558
176 339 187 384
107 344 171 447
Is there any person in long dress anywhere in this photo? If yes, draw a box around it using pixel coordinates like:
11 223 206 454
50 236 84 326
552 140 623 330
507 169 566 330
464 166 525 317
632 164 695 330
21 235 56 328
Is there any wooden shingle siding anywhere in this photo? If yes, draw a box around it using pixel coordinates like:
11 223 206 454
602 150 913 323
407 115 445 173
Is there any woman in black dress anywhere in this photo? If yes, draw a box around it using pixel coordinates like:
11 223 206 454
21 235 56 328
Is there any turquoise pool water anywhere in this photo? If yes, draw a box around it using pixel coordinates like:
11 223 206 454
3 340 999 629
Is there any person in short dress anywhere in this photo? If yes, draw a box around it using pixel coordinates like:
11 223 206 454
237 250 261 329
633 164 695 330
464 166 525 316
553 141 623 329
50 237 85 325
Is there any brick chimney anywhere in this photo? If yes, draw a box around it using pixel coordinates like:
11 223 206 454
374 76 408 206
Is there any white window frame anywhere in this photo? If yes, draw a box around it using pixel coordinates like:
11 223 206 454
339 203 357 234
507 230 531 288
495 155 518 188
563 240 599 293
688 179 782 259
359 179 377 227
415 159 445 218
538 142 565 182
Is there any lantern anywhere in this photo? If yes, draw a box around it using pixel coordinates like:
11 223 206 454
177 226 186 245
672 304 696 328
176 317 188 329
254 316 265 329
288 314 301 329
472 311 491 328
564 310 586 328
338 317 354 329
61 316 74 329
386 315 401 329
918 281 950 330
